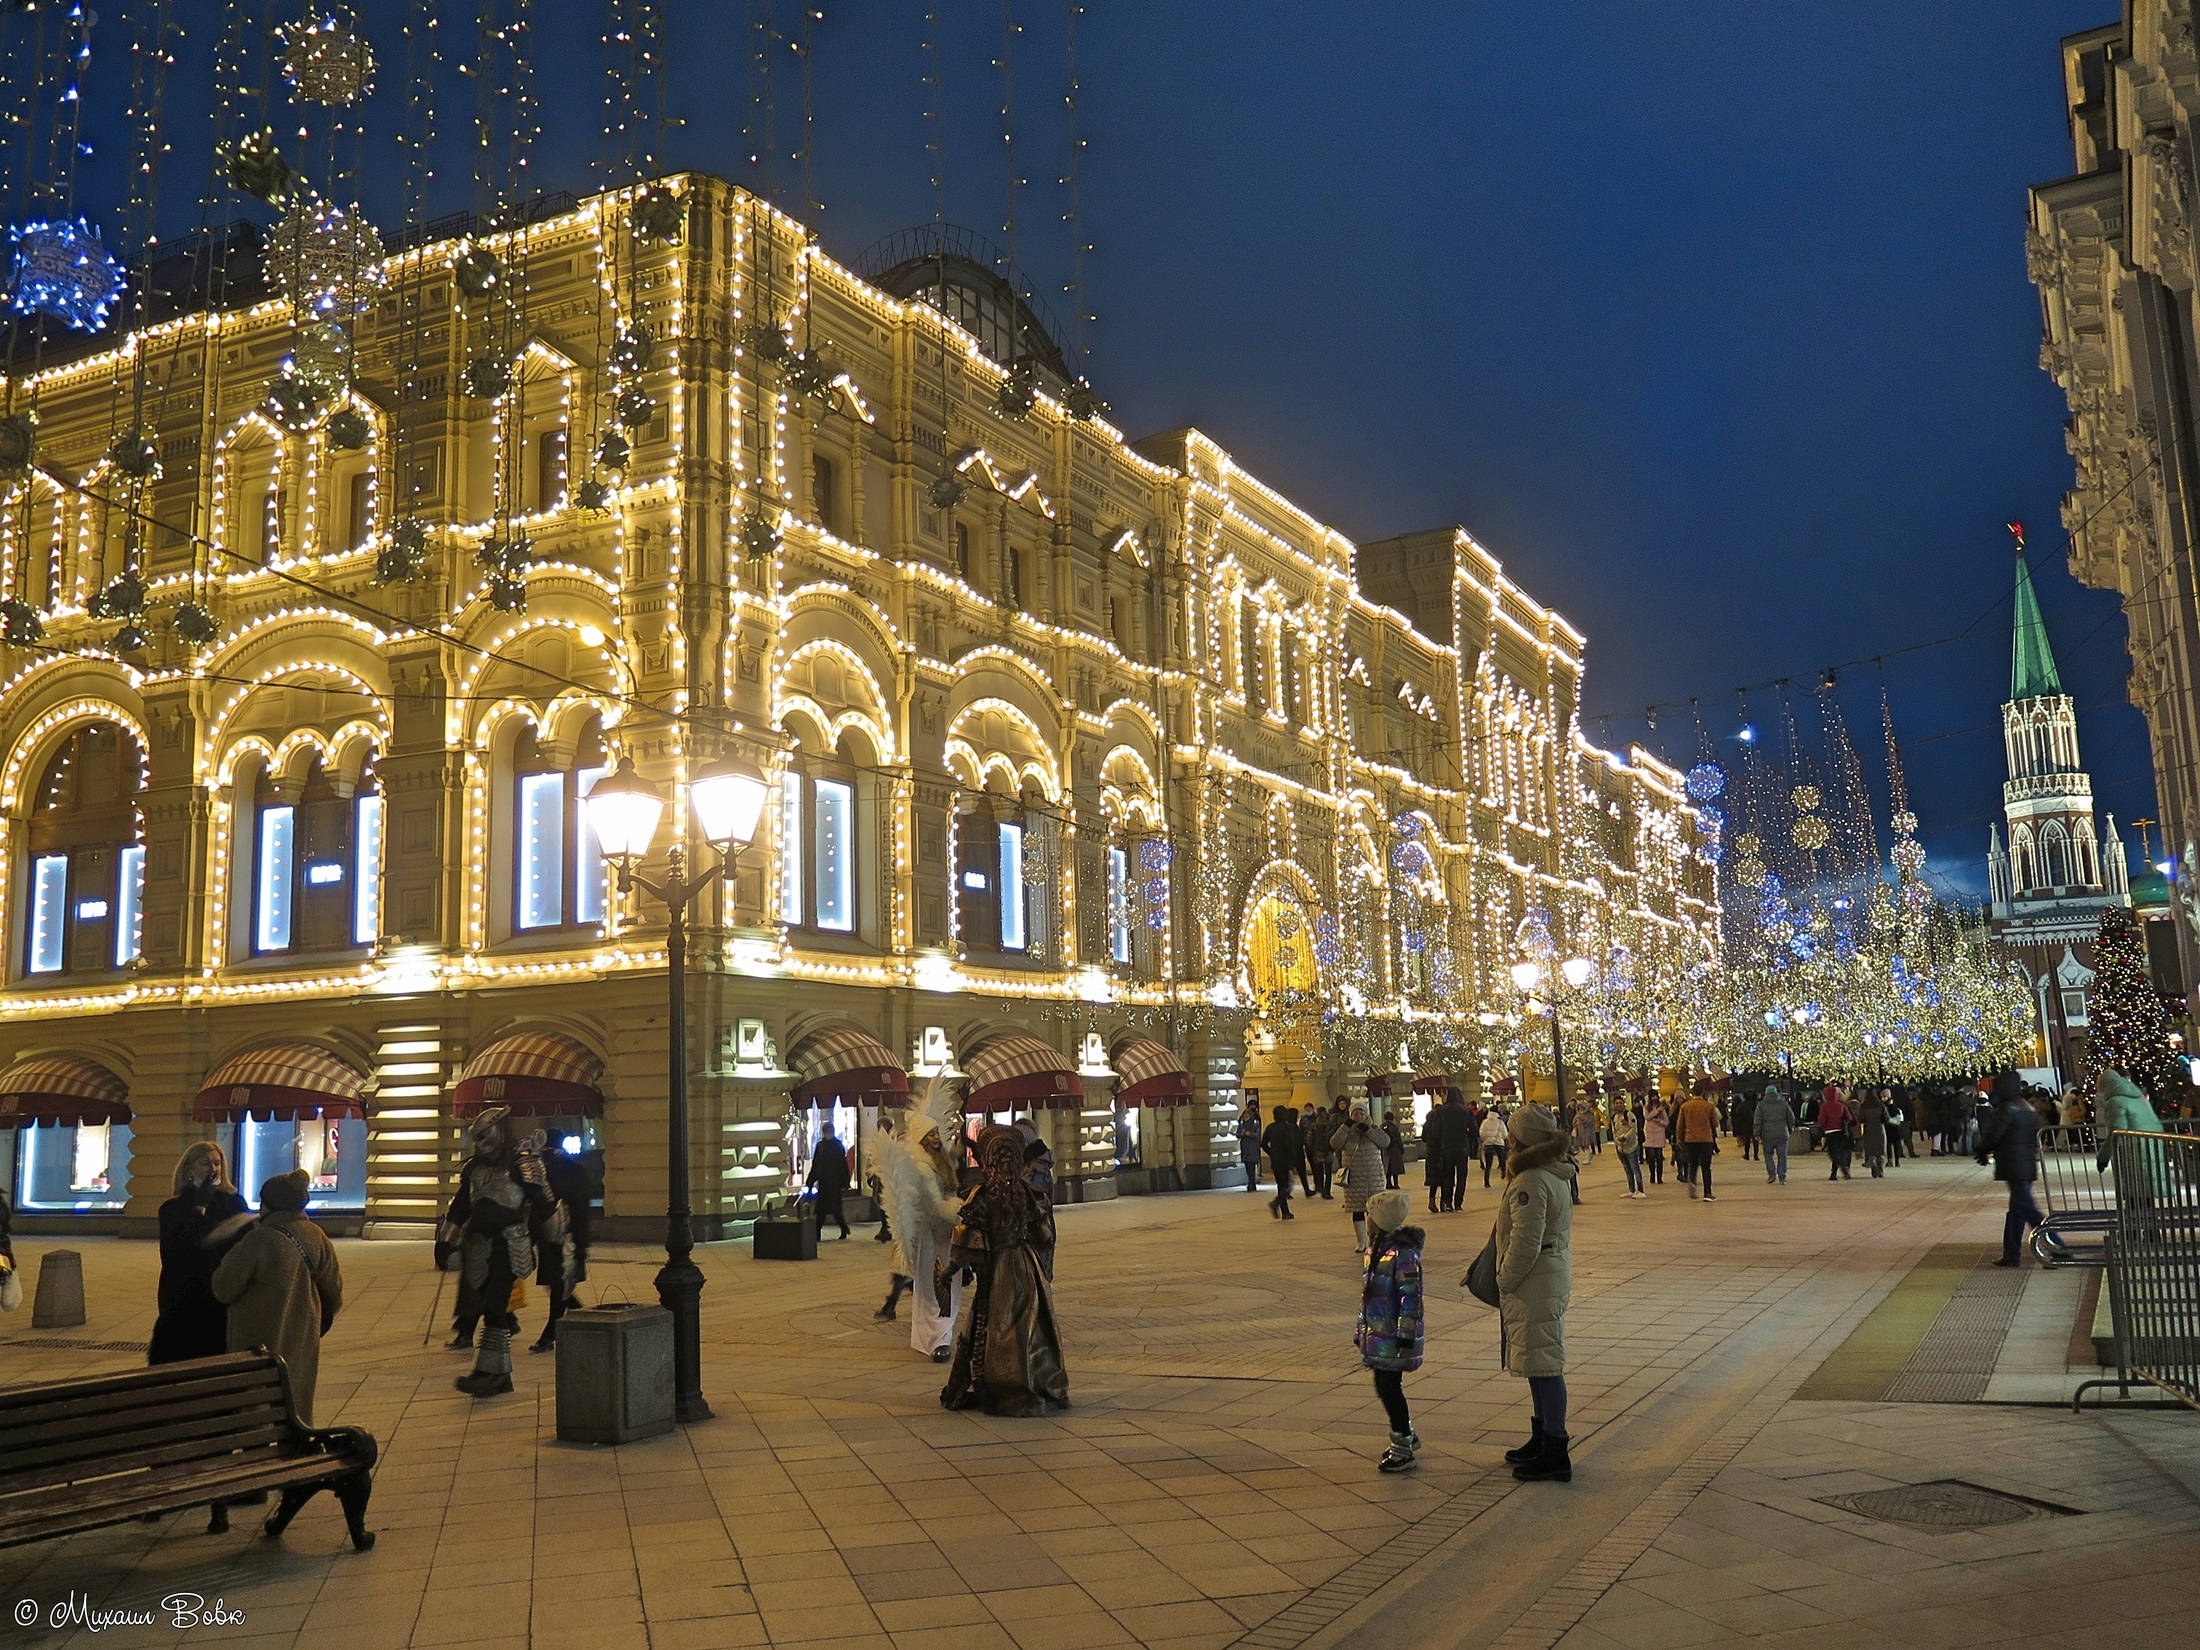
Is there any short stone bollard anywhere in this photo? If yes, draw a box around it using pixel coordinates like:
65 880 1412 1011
32 1249 86 1329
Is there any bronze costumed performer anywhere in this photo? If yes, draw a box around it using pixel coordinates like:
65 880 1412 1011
940 1124 1069 1416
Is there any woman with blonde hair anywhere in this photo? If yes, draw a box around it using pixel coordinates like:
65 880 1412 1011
148 1141 249 1365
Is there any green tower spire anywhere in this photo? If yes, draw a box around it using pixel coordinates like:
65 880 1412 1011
2008 523 2065 702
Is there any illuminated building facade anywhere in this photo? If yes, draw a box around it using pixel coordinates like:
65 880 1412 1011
0 177 1715 1235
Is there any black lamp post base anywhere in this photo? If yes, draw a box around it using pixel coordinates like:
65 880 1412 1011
654 1253 713 1424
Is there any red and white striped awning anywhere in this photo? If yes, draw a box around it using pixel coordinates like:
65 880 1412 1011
0 1054 130 1128
454 1032 604 1118
194 1043 366 1123
1489 1077 1519 1097
1413 1071 1450 1096
964 1034 1083 1111
1112 1038 1193 1107
789 1027 909 1109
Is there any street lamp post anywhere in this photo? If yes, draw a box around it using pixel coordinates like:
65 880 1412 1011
1511 956 1596 1112
583 750 769 1426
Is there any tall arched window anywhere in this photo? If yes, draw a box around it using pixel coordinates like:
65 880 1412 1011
24 723 146 977
250 753 383 955
779 732 863 937
2040 823 2070 891
511 721 609 932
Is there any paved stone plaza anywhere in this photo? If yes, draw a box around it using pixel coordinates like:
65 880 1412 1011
3 1150 2197 1650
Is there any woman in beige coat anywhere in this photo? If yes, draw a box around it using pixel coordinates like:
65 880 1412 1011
211 1170 344 1424
1495 1104 1574 1483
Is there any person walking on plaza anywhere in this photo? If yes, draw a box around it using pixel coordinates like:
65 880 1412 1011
1614 1104 1645 1198
1355 1188 1425 1473
1755 1084 1797 1184
210 1170 343 1424
1237 1098 1264 1193
1428 1087 1471 1213
1496 1105 1574 1483
1641 1096 1669 1185
532 1135 592 1353
1480 1107 1508 1186
1332 1101 1391 1254
149 1142 250 1366
1858 1088 1890 1178
1306 1102 1337 1199
1293 1109 1319 1198
1732 1089 1757 1163
1263 1104 1304 1221
1818 1084 1855 1180
447 1108 557 1396
806 1120 854 1240
876 1089 965 1361
1382 1108 1407 1189
1886 1092 1907 1167
1978 1070 2043 1267
1676 1084 1720 1202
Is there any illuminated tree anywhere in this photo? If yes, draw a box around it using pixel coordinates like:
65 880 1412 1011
2083 905 2188 1106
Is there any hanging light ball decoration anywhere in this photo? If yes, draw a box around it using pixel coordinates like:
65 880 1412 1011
462 351 514 400
324 406 370 452
0 409 37 473
630 187 684 245
1791 784 1821 813
477 534 533 611
377 518 429 583
106 424 161 480
744 320 791 363
452 245 503 299
1063 379 1103 422
111 623 148 654
593 429 631 470
6 219 127 332
219 129 295 206
263 370 325 431
0 600 43 646
265 196 386 318
783 348 836 405
287 320 352 391
1684 762 1726 802
994 359 1038 421
607 322 655 377
612 387 657 430
1891 810 1918 837
740 506 781 562
574 480 611 511
280 15 376 106
927 474 969 511
88 569 146 621
1792 815 1830 850
172 601 219 647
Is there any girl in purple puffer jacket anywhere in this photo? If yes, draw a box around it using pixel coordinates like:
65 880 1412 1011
1356 1188 1425 1474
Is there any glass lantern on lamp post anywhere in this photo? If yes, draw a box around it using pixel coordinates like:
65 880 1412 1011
583 749 769 1425
1511 955 1596 1114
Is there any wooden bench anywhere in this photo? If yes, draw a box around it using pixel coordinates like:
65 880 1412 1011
0 1351 377 1552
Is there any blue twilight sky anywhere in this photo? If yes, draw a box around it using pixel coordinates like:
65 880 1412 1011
628 0 2150 896
55 1 2150 896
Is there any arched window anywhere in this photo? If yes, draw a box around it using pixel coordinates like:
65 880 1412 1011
2040 823 2070 891
1239 595 1262 711
2011 827 2035 893
24 723 146 977
250 753 383 955
512 721 609 933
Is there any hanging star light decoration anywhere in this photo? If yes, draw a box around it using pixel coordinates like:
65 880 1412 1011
280 15 376 106
6 219 126 332
265 195 386 319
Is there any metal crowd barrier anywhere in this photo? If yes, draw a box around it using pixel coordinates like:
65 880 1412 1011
2074 1128 2200 1411
2033 1124 2115 1265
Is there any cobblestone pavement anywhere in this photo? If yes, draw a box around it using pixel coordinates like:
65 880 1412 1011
2 1148 2195 1650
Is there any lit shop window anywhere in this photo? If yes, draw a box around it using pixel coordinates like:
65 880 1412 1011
1108 845 1132 965
779 763 856 934
999 821 1026 952
22 722 145 978
514 724 608 932
251 757 383 955
17 1119 132 1210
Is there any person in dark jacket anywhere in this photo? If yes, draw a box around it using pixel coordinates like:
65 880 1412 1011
1237 1098 1264 1192
1262 1105 1304 1221
806 1121 854 1240
1818 1085 1855 1181
1977 1070 2043 1267
1429 1088 1472 1213
532 1138 594 1351
1382 1108 1407 1189
1420 1109 1444 1214
1304 1105 1336 1199
149 1142 251 1365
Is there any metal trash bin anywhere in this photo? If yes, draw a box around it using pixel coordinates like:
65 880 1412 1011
554 1302 674 1444
752 1197 817 1261
32 1250 85 1329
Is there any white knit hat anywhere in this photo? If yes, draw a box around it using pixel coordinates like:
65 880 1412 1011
1365 1189 1410 1233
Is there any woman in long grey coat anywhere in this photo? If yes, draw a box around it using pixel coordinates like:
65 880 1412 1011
1495 1105 1574 1483
211 1170 344 1424
1330 1100 1391 1254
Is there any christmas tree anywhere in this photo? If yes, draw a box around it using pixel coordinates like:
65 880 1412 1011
2083 906 2188 1106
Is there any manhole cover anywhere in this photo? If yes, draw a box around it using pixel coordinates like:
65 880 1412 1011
1818 1479 2078 1529
0 1337 149 1353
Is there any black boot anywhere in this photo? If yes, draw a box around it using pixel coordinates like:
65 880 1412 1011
875 1275 910 1321
1504 1420 1544 1466
1514 1434 1571 1482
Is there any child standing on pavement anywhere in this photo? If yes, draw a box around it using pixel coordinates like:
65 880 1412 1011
1356 1189 1425 1474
